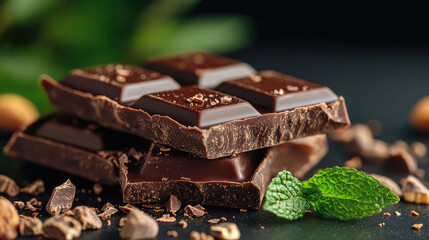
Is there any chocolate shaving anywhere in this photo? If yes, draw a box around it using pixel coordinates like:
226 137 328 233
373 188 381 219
156 214 176 223
21 179 45 196
184 205 205 218
165 195 181 216
0 175 20 197
46 179 76 215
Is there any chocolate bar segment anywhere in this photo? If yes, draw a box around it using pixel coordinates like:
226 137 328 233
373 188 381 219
216 70 338 112
120 135 328 209
61 64 180 105
42 76 349 159
132 86 260 127
143 52 256 88
3 114 151 185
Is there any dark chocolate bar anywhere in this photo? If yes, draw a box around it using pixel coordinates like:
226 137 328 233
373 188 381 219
42 74 349 159
3 114 151 185
120 134 328 209
216 70 339 112
143 52 256 88
61 64 180 105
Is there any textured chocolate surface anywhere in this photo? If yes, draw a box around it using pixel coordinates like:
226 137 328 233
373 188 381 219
3 114 151 185
143 52 256 88
42 76 349 159
132 86 260 127
216 70 338 112
120 135 328 209
61 64 179 105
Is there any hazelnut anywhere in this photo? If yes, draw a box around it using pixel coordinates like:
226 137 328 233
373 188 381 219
0 94 39 131
410 96 429 132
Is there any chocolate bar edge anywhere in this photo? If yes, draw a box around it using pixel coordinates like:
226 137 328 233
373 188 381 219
41 75 350 159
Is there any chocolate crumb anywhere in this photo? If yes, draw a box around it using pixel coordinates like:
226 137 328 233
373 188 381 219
72 206 102 230
14 201 25 210
167 230 178 238
107 220 111 226
378 223 383 228
239 209 247 213
156 214 176 223
210 222 241 240
93 183 102 195
208 217 227 224
165 195 181 216
395 211 401 216
0 175 20 197
119 217 127 227
19 215 43 236
412 224 423 230
25 201 38 212
46 179 76 215
96 197 102 202
120 208 158 239
21 179 45 196
190 231 214 240
184 205 205 218
178 219 188 228
384 212 391 216
42 215 81 240
119 204 134 214
411 210 419 216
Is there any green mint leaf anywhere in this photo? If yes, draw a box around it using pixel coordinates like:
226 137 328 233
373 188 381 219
263 171 309 220
302 166 400 220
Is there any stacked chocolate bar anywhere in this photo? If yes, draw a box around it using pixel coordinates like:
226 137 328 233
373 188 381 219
4 53 350 209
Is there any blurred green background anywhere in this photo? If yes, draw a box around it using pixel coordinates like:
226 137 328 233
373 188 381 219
0 0 253 114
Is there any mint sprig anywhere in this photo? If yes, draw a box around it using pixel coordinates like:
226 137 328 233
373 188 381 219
263 167 399 221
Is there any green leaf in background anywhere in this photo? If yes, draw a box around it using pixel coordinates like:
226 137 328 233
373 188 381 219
302 167 400 221
263 171 309 220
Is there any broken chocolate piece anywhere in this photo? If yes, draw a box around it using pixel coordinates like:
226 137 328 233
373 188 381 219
190 231 215 240
385 147 417 173
21 179 45 196
18 215 43 236
0 197 19 240
98 204 118 220
156 214 176 223
14 201 25 210
132 86 260 127
0 175 20 197
216 70 338 112
41 75 349 159
184 205 205 218
401 175 429 204
119 204 134 214
370 174 403 198
46 179 76 215
165 195 181 216
42 215 82 240
120 208 158 240
210 222 241 240
101 202 115 212
61 64 179 105
72 206 102 230
144 52 256 88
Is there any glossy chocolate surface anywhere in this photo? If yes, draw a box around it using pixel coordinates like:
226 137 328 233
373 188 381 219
127 144 261 183
61 64 180 105
216 70 338 112
143 52 256 88
132 86 260 127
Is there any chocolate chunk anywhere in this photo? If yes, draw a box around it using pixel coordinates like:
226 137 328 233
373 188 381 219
401 175 429 204
208 217 227 224
385 147 418 173
210 222 241 240
0 197 19 240
18 215 43 236
119 204 134 214
165 195 181 216
144 52 256 88
184 205 205 218
98 203 118 220
0 175 20 197
156 214 176 223
72 206 102 230
21 179 45 196
370 174 403 198
344 156 362 169
92 183 102 195
167 230 179 238
41 76 350 159
120 208 158 240
42 215 82 240
190 231 215 240
216 70 338 112
46 179 76 215
132 86 260 127
13 201 25 210
61 64 179 105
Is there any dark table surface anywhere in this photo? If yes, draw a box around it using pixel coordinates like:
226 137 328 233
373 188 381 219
2 44 429 240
